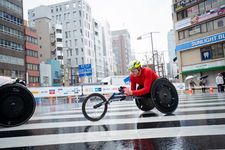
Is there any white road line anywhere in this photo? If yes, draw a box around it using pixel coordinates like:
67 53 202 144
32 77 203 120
2 112 225 132
42 98 225 115
29 105 225 121
1 125 225 149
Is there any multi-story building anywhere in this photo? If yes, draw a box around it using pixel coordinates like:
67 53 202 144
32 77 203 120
93 19 104 82
167 29 178 79
173 0 225 86
0 0 25 79
40 62 52 87
28 0 96 84
111 29 132 75
47 59 62 86
101 21 114 77
24 25 40 87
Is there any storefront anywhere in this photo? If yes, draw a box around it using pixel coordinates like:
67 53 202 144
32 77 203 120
176 32 225 86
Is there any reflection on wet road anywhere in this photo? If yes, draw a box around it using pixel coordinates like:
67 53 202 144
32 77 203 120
1 93 225 149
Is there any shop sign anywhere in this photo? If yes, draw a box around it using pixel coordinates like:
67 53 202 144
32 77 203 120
175 7 225 30
182 60 225 72
176 32 225 51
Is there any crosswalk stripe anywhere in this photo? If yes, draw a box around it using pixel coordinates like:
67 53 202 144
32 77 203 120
29 105 225 121
42 98 225 115
1 93 225 149
2 112 225 132
1 124 225 149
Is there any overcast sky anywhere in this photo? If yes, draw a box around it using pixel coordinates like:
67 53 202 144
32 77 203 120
23 0 173 63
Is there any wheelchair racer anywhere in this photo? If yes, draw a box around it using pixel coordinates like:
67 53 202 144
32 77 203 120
124 60 159 97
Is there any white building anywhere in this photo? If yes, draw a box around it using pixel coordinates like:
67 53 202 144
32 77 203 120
28 0 96 83
167 29 178 78
51 24 63 65
39 62 52 87
101 21 114 77
92 19 104 81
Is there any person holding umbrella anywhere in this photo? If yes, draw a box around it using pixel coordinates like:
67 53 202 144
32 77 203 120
199 78 207 93
189 79 196 94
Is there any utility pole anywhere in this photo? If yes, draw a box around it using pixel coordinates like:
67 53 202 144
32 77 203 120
137 32 159 72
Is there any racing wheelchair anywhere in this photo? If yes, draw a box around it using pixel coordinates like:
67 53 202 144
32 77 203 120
82 78 179 121
0 76 36 127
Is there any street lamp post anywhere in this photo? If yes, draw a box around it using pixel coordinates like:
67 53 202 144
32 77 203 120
137 32 159 72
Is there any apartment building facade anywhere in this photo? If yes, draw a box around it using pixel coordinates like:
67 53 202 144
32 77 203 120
173 0 225 86
28 0 96 84
93 19 104 82
0 0 25 79
111 29 132 75
24 26 40 87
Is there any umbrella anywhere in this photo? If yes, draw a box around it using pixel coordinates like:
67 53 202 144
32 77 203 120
185 75 195 81
200 75 208 80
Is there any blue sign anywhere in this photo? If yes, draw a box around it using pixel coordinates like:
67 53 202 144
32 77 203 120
78 64 92 77
176 32 225 52
201 50 212 61
123 76 130 85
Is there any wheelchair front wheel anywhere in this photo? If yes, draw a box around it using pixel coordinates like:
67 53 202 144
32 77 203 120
82 93 108 121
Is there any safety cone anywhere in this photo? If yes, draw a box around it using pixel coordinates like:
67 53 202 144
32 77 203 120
209 87 213 94
68 96 72 103
49 97 53 105
188 88 193 95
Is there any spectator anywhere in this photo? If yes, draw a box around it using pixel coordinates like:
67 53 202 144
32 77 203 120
222 75 225 92
216 73 224 93
199 78 207 93
189 79 196 94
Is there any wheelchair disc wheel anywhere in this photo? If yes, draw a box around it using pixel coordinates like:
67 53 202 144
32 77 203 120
82 93 108 121
135 97 155 111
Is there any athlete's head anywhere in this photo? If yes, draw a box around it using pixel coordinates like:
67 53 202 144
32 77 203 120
128 60 141 76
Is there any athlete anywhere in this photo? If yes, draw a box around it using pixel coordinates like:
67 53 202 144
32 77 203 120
124 60 159 97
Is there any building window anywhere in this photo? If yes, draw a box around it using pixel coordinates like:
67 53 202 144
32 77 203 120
26 49 38 58
75 58 78 65
201 23 207 33
178 31 185 40
199 2 205 15
187 5 198 18
82 57 84 64
65 4 69 10
0 39 23 51
189 25 200 36
75 39 78 46
76 48 79 55
201 43 225 61
73 11 76 18
73 30 77 37
207 21 214 32
73 3 76 8
212 43 224 59
66 22 70 29
214 18 224 29
184 30 189 38
205 0 212 11
74 21 77 28
56 38 62 42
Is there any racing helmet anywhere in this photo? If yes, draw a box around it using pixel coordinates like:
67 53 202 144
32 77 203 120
128 60 141 71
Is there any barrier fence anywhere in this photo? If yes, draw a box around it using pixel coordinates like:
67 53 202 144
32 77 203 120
29 83 186 99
